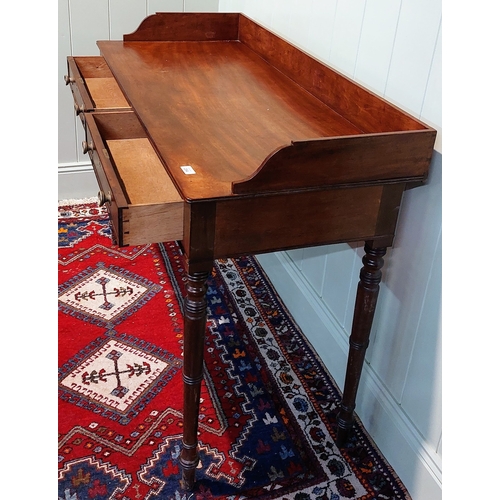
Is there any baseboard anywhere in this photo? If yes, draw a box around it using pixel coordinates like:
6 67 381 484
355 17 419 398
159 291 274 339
58 163 99 201
255 251 442 500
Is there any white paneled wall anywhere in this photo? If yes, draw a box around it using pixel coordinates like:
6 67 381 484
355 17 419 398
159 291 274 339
329 1 366 77
354 0 401 94
58 1 442 498
385 1 441 118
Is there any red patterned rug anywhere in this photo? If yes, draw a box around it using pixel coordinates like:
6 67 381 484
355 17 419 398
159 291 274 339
58 200 410 500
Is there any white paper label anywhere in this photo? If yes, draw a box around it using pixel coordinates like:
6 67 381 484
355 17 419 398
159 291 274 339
180 165 196 175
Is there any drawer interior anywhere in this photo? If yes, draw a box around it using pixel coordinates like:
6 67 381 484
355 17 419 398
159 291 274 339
74 56 130 109
91 112 182 206
87 111 184 246
107 138 182 205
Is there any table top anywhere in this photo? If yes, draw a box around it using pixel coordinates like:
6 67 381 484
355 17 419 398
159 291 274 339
97 39 362 200
95 13 435 205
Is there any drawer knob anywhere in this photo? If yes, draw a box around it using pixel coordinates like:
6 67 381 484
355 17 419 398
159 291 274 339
74 102 84 115
82 140 94 154
64 74 74 85
98 190 112 206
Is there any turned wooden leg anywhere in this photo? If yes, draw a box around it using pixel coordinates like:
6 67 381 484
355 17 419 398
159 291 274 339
179 269 210 491
336 241 386 447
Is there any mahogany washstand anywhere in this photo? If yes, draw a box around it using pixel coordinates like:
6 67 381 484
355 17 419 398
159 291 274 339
65 13 436 491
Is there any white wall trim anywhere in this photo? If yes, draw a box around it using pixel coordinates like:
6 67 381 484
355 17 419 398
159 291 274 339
58 162 99 201
256 251 442 499
59 161 93 174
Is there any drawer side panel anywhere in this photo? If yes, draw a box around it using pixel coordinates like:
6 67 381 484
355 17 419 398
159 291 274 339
122 204 184 245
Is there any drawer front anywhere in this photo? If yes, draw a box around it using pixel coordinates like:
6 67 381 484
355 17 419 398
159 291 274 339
84 111 184 246
66 57 131 117
83 115 125 245
66 58 91 119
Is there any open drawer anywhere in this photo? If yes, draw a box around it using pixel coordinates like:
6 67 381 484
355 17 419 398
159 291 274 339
83 111 184 246
65 56 131 116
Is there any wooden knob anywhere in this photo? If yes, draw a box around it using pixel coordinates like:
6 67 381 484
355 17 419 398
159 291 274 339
97 191 112 206
74 102 84 115
64 75 74 85
82 140 94 154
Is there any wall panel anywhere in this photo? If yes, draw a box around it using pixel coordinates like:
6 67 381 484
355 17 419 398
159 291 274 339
402 229 442 449
185 0 219 12
286 249 304 271
284 0 311 49
218 0 245 12
420 20 442 132
300 247 328 296
269 0 292 37
58 0 76 164
328 0 366 76
303 0 338 62
384 0 442 113
148 0 184 13
321 244 358 330
354 0 401 93
110 0 147 39
69 0 109 55
242 0 277 35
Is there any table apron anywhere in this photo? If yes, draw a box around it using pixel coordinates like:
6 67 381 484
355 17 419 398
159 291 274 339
210 184 403 257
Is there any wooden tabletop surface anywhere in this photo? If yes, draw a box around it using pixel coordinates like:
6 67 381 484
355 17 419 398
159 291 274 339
97 40 362 201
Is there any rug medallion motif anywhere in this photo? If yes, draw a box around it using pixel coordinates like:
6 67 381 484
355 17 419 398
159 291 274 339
59 262 162 328
59 335 182 423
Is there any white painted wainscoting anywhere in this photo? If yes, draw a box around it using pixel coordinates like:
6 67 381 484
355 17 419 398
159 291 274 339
58 1 442 498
